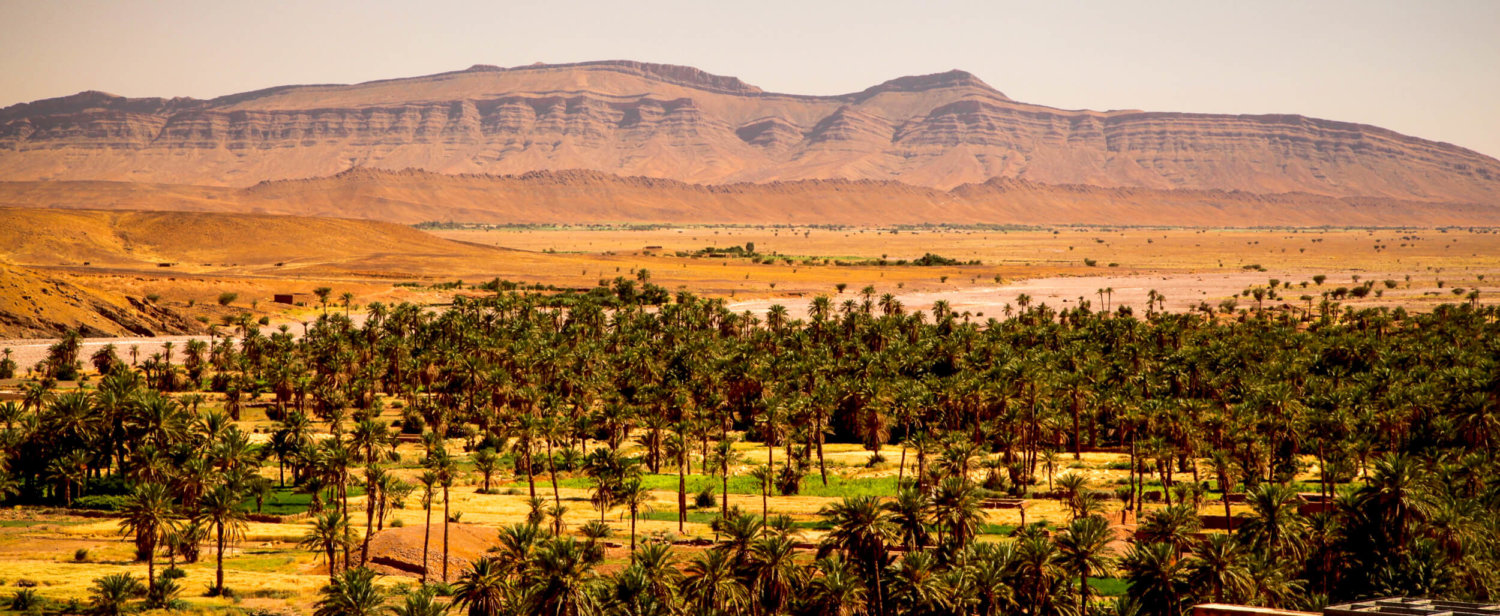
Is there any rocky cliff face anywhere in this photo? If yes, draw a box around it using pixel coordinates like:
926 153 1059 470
2 60 1497 203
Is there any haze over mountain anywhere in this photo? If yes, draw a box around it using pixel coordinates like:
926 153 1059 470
3 60 1497 205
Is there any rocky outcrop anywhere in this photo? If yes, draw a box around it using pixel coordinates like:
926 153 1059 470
1 60 1497 203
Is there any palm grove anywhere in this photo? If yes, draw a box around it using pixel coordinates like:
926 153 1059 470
3 281 1497 616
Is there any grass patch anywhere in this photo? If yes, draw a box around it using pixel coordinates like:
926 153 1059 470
554 472 897 499
1088 577 1130 597
238 485 364 516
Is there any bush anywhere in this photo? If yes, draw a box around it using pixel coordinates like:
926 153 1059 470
161 567 186 580
390 519 405 528
146 576 181 609
217 292 238 306
10 589 39 611
694 487 716 509
74 495 129 511
73 548 89 562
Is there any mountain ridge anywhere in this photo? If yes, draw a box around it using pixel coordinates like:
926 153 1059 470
1 60 1497 204
3 168 1495 227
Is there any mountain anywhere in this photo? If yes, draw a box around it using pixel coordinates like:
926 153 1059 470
3 168 1495 226
2 61 1497 204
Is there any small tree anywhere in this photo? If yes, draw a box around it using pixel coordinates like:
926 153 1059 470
473 448 499 493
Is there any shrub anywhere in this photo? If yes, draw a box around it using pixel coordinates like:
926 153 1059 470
161 567 186 580
694 487 716 509
389 519 405 528
73 495 129 511
73 548 88 562
146 576 181 609
10 589 39 611
216 292 238 306
88 573 144 616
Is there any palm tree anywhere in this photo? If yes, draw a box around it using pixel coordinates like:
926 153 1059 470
683 549 748 615
453 557 509 616
526 537 600 616
819 495 896 615
417 470 439 583
616 478 653 552
888 550 952 615
315 567 388 616
1355 454 1433 549
930 476 983 550
749 534 801 616
805 554 868 616
88 573 145 616
301 510 350 579
494 523 545 579
473 448 499 493
196 483 249 596
1121 541 1189 616
1137 503 1203 559
1188 533 1253 603
118 482 177 584
429 448 458 581
1056 514 1115 616
884 488 930 553
391 585 451 616
1236 483 1307 563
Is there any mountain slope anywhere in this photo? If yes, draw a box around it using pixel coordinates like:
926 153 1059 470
2 61 1496 203
2 169 1495 226
0 264 203 338
0 206 514 270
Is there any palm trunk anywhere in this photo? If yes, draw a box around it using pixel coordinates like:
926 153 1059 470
362 479 375 565
678 428 688 533
442 485 450 582
1071 395 1082 460
816 413 828 486
524 445 536 501
897 443 907 492
339 478 350 571
146 536 156 586
721 423 730 517
215 523 225 594
545 437 561 518
1079 575 1089 616
764 441 773 523
421 497 432 583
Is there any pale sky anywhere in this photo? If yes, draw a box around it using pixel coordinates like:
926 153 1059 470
2 0 1497 157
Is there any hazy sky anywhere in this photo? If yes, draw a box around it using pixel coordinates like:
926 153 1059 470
3 0 1498 157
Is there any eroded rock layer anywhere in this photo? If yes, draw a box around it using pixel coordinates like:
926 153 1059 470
2 61 1496 203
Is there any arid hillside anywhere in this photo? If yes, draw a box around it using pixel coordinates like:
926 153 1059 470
2 168 1496 226
2 61 1497 203
0 264 203 338
0 206 512 271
